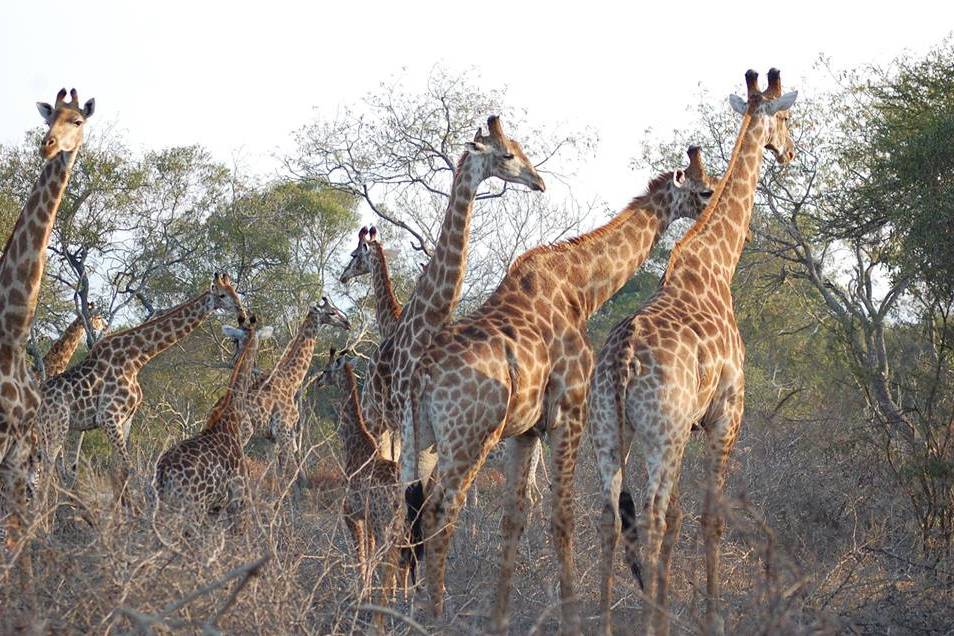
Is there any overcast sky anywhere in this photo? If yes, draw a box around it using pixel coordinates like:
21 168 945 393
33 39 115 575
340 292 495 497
2 1 951 214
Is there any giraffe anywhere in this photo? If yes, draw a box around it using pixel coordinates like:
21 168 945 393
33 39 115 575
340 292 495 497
40 302 108 378
340 225 402 338
30 303 108 489
33 273 246 502
316 347 409 627
153 314 260 520
339 224 547 509
353 117 545 477
245 297 350 474
0 89 93 592
590 69 797 636
407 147 718 633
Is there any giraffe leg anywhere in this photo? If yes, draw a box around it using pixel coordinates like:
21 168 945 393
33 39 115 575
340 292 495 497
345 510 369 598
643 427 690 636
592 394 633 636
423 429 500 621
1 439 35 607
548 396 585 636
98 395 137 506
655 482 683 636
490 432 538 634
701 404 741 636
225 473 249 534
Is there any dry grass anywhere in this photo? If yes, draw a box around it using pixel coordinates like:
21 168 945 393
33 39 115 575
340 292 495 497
3 409 953 634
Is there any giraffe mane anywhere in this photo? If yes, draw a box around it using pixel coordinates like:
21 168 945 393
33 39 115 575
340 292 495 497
507 172 674 274
662 112 752 284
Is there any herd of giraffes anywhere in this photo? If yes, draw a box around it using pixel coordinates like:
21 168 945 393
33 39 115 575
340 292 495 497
0 69 797 634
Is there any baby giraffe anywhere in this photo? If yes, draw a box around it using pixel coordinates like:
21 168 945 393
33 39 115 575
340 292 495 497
153 314 260 521
316 347 409 624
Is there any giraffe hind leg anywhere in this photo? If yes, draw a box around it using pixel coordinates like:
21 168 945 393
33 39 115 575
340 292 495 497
490 432 538 634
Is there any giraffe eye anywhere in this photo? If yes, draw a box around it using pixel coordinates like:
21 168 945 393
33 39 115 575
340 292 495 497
72 120 83 127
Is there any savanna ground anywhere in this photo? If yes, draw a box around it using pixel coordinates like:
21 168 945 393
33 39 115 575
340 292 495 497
5 384 952 635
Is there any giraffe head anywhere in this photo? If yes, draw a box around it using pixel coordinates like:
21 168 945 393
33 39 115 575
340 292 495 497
340 226 375 283
87 301 109 337
231 312 260 396
209 272 246 320
642 145 717 224
316 346 349 389
466 115 546 192
309 296 351 332
36 88 95 160
729 68 798 164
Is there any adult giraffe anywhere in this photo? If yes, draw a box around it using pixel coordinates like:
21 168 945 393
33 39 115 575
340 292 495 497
408 148 718 633
339 225 547 496
0 89 93 593
590 69 797 636
360 116 545 473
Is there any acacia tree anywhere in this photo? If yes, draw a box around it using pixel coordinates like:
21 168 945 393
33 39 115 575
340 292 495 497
639 46 954 555
287 65 597 308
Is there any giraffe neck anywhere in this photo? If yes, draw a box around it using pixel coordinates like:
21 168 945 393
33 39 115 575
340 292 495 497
504 197 673 319
206 332 257 440
267 319 319 391
339 363 377 472
665 114 764 287
0 150 78 346
43 314 88 377
369 241 402 337
401 151 488 335
94 291 215 367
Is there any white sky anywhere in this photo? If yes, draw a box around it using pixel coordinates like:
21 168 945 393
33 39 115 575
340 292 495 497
2 1 952 213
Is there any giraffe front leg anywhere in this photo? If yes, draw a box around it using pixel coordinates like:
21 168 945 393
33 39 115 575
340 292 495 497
98 397 137 507
1 439 36 606
490 433 538 634
225 472 249 534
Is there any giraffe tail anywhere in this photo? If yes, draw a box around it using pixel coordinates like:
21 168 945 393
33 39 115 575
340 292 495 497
614 323 643 589
618 489 644 590
403 366 430 576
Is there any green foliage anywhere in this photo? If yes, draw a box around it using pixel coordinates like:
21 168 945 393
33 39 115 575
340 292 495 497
838 39 954 295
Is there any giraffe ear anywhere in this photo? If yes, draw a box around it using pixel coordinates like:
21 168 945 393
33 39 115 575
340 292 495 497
36 102 54 123
222 325 245 341
474 127 483 142
465 140 486 152
765 91 798 115
729 94 748 115
672 170 687 187
82 98 95 118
